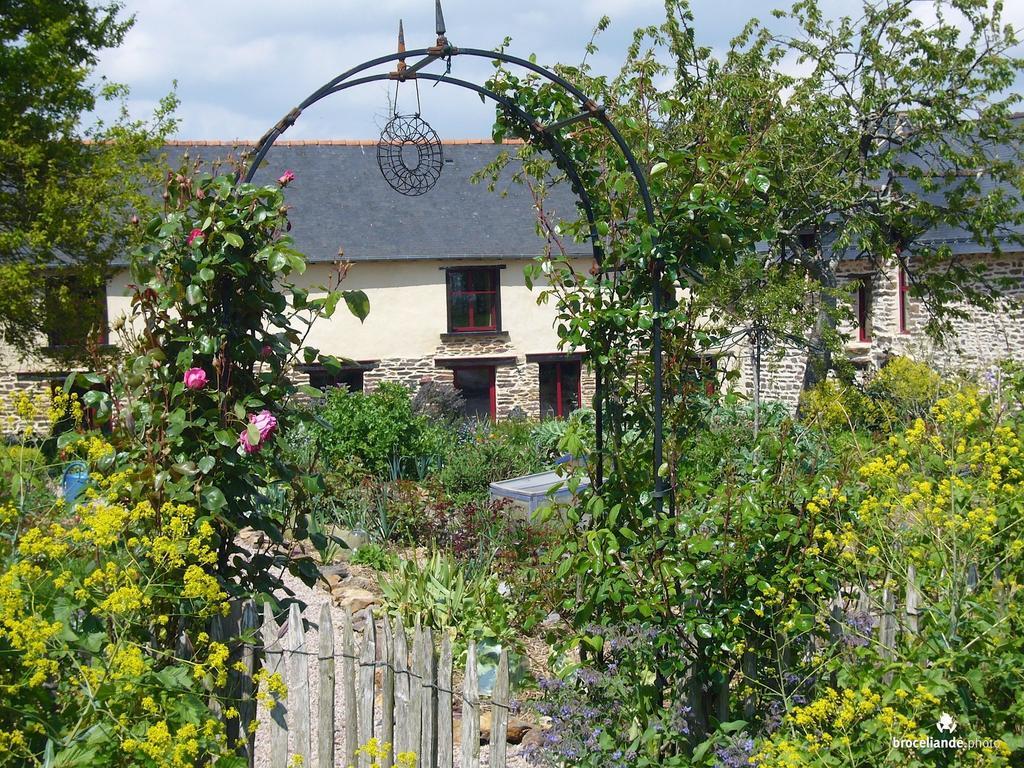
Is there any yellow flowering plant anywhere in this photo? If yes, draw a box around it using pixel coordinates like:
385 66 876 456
749 386 1024 767
0 427 246 765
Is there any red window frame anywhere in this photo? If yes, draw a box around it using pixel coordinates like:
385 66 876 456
446 267 500 333
539 361 582 419
898 267 910 334
453 366 496 420
857 277 872 342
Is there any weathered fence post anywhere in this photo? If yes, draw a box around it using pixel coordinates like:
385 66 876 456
490 648 509 768
342 608 359 768
238 600 259 768
437 633 453 768
287 603 311 766
879 585 897 660
358 612 377 768
461 641 480 768
420 626 437 768
394 618 411 756
318 604 336 768
382 616 395 768
409 621 424 758
905 565 920 636
262 603 288 768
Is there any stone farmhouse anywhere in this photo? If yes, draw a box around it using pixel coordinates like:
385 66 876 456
1 138 1022 428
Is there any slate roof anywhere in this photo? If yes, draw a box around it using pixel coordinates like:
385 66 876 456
161 140 591 263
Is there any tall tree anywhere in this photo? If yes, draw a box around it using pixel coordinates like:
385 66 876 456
0 0 176 355
487 0 1023 408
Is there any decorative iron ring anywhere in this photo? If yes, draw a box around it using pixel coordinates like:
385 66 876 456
376 114 444 196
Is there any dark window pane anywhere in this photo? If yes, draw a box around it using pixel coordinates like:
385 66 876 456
447 268 500 333
307 367 364 392
450 294 472 329
560 362 581 413
474 293 496 329
539 361 580 419
453 367 494 419
449 271 467 292
539 364 558 418
472 269 495 291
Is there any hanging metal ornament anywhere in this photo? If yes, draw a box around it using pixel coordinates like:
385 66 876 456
377 20 444 196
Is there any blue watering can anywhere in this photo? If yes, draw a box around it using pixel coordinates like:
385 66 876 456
61 461 89 507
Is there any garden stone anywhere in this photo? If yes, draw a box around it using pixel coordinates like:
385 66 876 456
320 563 350 579
323 572 347 593
479 711 533 744
332 587 378 614
341 575 378 593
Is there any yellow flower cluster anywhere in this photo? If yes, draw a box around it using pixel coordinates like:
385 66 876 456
253 669 289 710
1 389 52 437
49 389 84 428
347 738 416 768
121 718 225 768
752 685 930 768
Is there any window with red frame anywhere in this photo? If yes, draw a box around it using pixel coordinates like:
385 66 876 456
446 268 500 332
539 361 581 418
856 276 873 342
898 267 910 334
452 366 496 419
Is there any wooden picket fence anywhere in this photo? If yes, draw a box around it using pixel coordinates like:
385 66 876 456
213 600 511 768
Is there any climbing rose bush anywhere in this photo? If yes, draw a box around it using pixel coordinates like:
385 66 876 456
0 165 368 766
78 165 368 592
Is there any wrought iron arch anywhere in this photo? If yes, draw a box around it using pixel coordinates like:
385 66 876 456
242 12 669 510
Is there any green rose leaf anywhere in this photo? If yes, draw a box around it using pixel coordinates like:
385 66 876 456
343 290 370 322
201 486 227 512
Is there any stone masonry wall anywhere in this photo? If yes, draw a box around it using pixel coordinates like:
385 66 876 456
0 373 58 437
731 252 1024 408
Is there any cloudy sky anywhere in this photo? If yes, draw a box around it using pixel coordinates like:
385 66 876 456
90 0 1023 141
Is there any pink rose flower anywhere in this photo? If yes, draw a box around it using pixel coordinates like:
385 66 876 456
239 409 277 455
238 429 261 454
183 368 208 390
250 409 278 441
187 228 204 246
260 344 272 358
277 169 295 186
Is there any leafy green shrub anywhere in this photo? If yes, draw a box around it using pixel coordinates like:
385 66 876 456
864 355 944 426
438 421 544 502
350 543 398 571
316 383 448 477
532 408 595 459
798 378 874 432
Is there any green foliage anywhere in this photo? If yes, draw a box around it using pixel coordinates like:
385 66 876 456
798 379 875 433
0 0 178 353
438 420 544 503
350 543 398 571
532 408 596 460
800 358 948 434
864 356 945 427
316 383 447 478
380 552 518 660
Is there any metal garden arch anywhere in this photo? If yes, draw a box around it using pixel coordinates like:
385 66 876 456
242 1 669 511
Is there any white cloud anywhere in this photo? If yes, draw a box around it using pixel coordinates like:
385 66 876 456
89 0 1023 140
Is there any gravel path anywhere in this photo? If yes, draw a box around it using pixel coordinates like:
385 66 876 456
250 554 534 768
